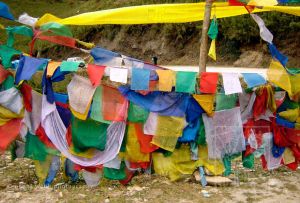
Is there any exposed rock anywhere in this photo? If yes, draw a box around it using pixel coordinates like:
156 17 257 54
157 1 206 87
206 176 232 186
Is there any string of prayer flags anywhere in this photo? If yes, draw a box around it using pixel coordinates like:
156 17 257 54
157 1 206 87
199 72 219 94
268 43 288 67
242 73 266 88
110 67 128 84
87 64 105 87
208 39 216 61
15 55 48 84
156 69 175 92
131 68 151 90
222 73 242 95
175 71 197 93
60 61 80 72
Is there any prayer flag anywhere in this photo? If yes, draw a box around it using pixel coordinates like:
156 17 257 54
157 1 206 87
110 67 128 84
131 68 151 90
199 72 219 94
87 64 105 87
156 69 175 92
175 71 197 93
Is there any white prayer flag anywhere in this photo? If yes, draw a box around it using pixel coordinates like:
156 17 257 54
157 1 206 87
110 67 128 83
222 72 242 95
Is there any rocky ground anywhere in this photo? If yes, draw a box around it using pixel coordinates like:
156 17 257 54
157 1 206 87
0 153 300 203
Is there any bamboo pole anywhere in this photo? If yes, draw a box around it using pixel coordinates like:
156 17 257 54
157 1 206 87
199 0 213 73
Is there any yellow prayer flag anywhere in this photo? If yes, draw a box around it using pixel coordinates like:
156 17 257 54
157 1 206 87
35 3 300 27
47 61 61 77
156 69 175 92
208 39 216 61
193 94 215 116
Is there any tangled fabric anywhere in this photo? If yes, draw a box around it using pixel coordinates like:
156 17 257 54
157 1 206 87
119 85 189 117
41 95 126 166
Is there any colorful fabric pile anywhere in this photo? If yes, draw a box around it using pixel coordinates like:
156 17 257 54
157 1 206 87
0 1 300 187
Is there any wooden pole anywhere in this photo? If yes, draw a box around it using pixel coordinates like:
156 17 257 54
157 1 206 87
199 0 213 73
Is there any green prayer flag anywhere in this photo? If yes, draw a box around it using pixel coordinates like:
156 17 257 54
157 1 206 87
0 45 21 68
40 22 73 37
103 161 126 180
6 26 33 47
196 116 206 146
127 102 149 123
25 133 59 161
91 86 112 124
242 152 254 169
71 116 108 153
1 75 14 90
175 71 197 93
215 93 237 111
286 68 300 75
223 153 241 176
120 125 128 153
60 61 80 72
208 18 218 40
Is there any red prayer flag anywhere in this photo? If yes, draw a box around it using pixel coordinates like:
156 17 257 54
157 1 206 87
30 30 77 55
102 85 128 121
199 72 219 94
228 0 245 6
36 124 56 149
0 118 22 153
134 123 159 153
87 64 105 87
0 65 11 84
20 83 32 112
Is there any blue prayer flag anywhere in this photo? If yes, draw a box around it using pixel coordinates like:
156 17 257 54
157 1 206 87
242 73 266 88
131 68 151 90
